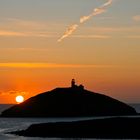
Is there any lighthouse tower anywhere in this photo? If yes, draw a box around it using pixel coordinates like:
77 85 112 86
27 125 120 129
71 79 76 88
71 79 84 90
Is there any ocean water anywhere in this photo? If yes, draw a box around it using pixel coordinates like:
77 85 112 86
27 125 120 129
0 104 139 140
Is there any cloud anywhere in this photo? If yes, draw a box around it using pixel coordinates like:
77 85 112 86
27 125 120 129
0 30 57 38
133 15 140 21
9 91 29 95
0 47 50 52
0 18 59 38
72 35 110 39
80 8 106 23
4 18 49 30
58 24 79 42
4 25 139 39
58 0 113 42
0 91 29 95
88 27 140 32
0 63 114 68
0 30 26 37
58 26 140 40
9 91 18 94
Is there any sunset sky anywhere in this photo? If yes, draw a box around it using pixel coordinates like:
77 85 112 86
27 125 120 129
0 0 140 103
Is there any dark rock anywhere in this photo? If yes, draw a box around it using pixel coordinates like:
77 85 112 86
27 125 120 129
1 86 137 117
11 117 140 138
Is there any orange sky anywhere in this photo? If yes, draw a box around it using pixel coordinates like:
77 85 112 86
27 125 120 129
0 0 140 103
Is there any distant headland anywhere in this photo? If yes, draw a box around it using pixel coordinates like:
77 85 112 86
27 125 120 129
11 117 140 139
1 79 137 117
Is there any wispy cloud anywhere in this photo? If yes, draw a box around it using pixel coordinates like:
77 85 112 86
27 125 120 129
57 24 79 42
133 15 140 22
87 26 140 33
0 91 28 95
0 30 57 38
70 26 140 39
72 35 110 39
3 18 51 30
0 30 26 37
1 26 140 39
0 18 59 38
79 26 140 40
58 0 113 42
0 63 114 68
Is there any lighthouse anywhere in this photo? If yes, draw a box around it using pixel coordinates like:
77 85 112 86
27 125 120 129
71 79 76 88
71 79 84 90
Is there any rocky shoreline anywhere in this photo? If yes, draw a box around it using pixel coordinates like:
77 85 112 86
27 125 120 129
10 117 140 139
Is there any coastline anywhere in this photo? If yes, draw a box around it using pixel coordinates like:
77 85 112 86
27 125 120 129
10 116 140 139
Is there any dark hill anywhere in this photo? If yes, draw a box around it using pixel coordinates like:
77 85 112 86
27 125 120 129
1 86 137 117
11 117 140 138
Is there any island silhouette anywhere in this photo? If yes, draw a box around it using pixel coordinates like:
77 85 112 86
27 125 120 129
11 117 140 139
1 79 137 117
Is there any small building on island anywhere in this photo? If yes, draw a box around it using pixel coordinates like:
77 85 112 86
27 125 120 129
71 79 84 90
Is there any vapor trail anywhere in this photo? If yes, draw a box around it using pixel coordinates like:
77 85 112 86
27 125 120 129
80 0 112 23
58 0 113 42
102 0 112 7
58 24 78 42
80 8 106 23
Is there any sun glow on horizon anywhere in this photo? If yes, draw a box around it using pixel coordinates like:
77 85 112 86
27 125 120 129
0 0 140 103
15 95 24 103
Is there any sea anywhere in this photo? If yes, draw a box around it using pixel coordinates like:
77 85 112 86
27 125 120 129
0 104 139 140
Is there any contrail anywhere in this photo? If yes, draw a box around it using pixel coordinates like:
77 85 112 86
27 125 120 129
58 0 113 42
80 8 106 23
102 0 112 7
58 24 78 42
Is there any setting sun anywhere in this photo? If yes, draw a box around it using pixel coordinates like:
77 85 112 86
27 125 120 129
16 95 24 103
